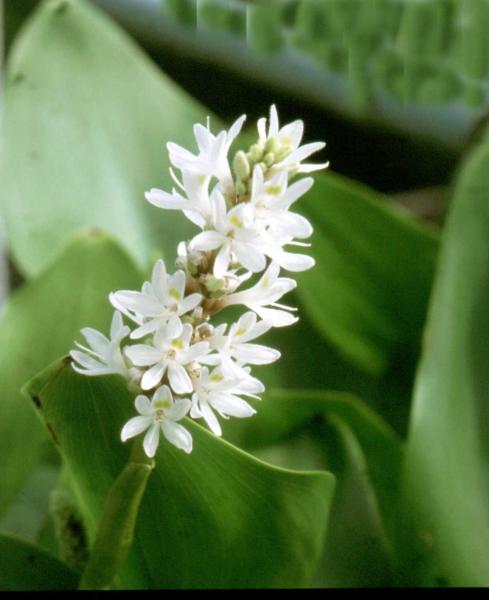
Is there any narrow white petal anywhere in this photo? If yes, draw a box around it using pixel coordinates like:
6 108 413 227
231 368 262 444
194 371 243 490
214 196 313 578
130 318 162 340
269 105 279 138
167 315 184 340
80 328 109 355
200 402 222 436
121 416 152 441
280 177 314 207
297 161 330 173
125 345 162 367
232 343 281 365
143 423 160 458
182 209 207 229
161 420 193 454
232 242 266 273
151 260 168 300
194 123 213 152
271 212 313 239
279 119 303 148
252 305 298 327
153 384 173 404
183 341 210 363
168 362 193 394
166 399 192 422
135 395 153 416
70 350 104 371
179 293 202 315
211 394 256 419
213 243 232 278
141 362 166 390
257 117 267 141
268 249 315 272
110 311 127 341
145 189 187 210
226 114 247 148
111 291 162 317
284 141 325 165
190 231 224 251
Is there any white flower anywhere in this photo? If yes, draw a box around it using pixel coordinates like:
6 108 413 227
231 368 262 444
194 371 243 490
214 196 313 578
121 385 192 456
145 171 213 229
190 367 256 436
249 166 314 240
110 260 202 339
190 190 266 277
257 104 329 175
223 262 298 327
203 311 280 368
70 311 130 377
124 315 210 393
167 114 246 193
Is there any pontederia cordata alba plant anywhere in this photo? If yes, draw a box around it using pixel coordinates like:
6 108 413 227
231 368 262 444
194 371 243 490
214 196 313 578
71 105 327 458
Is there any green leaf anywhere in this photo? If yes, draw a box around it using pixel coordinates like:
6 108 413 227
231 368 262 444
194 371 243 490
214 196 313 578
25 359 336 589
234 389 402 587
0 232 142 516
1 0 214 278
79 458 153 590
404 134 489 586
0 463 59 543
296 171 438 376
0 534 78 591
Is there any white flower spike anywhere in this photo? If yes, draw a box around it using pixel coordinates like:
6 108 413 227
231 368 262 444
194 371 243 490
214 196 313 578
71 105 326 457
121 385 192 457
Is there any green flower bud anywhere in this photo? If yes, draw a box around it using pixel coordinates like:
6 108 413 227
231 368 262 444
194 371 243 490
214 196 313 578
233 150 251 181
248 143 264 163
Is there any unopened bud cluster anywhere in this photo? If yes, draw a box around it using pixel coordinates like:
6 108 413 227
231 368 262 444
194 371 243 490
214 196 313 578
71 105 327 458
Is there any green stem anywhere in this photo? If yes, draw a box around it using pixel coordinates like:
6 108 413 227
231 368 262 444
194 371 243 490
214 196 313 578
78 444 154 590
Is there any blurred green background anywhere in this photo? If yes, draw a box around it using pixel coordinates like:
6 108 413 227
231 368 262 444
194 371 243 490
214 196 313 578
2 0 489 589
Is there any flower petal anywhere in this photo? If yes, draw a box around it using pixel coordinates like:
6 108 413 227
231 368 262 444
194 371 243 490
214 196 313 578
143 423 160 458
121 415 152 441
125 345 162 367
141 362 166 390
135 394 153 416
168 362 193 394
166 398 191 422
161 420 193 453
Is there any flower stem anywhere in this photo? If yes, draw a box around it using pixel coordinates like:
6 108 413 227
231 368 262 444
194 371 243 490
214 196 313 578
78 443 154 590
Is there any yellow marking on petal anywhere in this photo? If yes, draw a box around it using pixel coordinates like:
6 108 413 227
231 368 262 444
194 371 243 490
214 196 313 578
171 340 184 350
154 399 171 410
210 373 224 383
260 276 269 288
235 327 247 336
229 215 243 229
265 185 281 195
169 288 181 301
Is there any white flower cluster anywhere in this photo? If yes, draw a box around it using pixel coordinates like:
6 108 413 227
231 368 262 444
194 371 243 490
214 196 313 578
71 105 327 458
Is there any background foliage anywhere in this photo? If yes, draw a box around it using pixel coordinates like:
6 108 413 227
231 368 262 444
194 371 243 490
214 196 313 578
1 0 488 589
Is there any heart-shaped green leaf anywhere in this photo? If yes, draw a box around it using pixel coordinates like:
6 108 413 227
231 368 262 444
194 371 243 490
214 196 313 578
25 360 335 589
404 136 489 586
1 0 213 278
223 389 403 587
0 534 78 591
297 171 439 376
0 232 142 516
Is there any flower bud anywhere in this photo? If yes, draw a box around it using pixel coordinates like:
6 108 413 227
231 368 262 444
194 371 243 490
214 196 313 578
233 150 251 181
